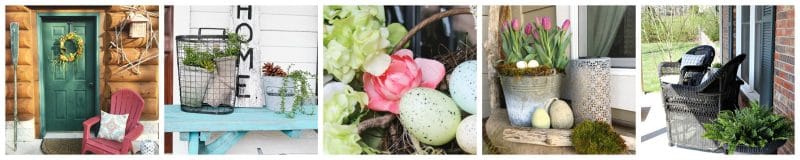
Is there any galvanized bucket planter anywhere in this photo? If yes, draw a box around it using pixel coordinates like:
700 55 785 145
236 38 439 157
179 66 213 107
500 74 563 127
262 76 296 112
203 56 237 107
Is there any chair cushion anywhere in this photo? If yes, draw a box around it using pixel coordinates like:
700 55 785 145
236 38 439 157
98 111 128 142
701 68 718 84
680 54 705 68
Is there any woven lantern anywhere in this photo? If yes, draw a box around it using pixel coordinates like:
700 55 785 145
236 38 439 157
127 12 148 38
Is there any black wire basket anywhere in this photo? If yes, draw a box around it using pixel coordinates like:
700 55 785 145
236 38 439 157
176 28 236 114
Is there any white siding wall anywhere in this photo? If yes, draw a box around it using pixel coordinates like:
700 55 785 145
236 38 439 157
173 6 318 106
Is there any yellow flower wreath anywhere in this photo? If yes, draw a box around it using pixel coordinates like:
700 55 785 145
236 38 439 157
57 32 84 63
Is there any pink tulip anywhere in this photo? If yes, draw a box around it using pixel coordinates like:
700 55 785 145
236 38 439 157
561 19 571 31
542 16 552 30
511 19 520 31
534 16 542 26
524 22 533 35
363 49 445 114
532 28 539 40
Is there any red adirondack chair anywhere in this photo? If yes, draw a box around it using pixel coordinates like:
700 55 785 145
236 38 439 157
81 89 145 154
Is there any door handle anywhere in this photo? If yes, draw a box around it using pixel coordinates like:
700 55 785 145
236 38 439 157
87 82 95 88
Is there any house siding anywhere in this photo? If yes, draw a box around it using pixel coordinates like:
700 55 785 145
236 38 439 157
720 5 794 154
773 5 794 155
4 5 160 139
173 6 318 107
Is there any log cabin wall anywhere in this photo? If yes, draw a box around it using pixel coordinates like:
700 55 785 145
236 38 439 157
4 5 159 139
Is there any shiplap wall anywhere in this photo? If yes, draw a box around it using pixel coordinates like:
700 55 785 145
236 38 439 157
173 6 318 106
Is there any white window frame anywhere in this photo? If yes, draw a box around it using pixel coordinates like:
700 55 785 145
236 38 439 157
558 5 636 112
735 5 761 102
571 6 636 68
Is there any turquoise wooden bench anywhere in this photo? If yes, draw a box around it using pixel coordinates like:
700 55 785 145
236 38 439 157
164 104 317 154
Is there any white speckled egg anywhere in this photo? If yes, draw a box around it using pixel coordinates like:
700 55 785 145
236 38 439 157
399 88 462 146
449 60 477 115
457 115 477 154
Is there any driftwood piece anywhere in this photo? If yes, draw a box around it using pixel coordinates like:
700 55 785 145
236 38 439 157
502 127 573 147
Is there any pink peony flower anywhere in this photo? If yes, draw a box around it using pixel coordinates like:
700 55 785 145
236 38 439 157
363 49 445 114
561 19 571 31
542 16 552 30
524 22 533 35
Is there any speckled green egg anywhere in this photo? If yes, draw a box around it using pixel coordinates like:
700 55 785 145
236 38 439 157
399 88 462 146
448 60 477 115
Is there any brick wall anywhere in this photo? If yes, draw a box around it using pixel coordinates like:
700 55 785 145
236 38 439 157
774 5 794 155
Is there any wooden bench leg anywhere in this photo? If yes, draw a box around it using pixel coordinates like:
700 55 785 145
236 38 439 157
187 132 200 155
281 130 304 138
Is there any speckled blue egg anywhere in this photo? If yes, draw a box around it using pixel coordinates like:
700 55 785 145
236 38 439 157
448 60 477 115
399 88 462 146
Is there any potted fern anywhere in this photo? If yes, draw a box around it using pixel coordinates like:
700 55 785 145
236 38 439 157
497 17 571 127
180 46 215 107
703 101 794 154
204 32 241 106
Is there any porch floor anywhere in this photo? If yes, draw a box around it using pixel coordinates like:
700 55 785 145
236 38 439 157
639 92 721 155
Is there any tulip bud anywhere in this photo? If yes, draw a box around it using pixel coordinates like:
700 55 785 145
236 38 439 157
561 19 571 31
542 16 552 30
524 23 533 35
512 19 520 31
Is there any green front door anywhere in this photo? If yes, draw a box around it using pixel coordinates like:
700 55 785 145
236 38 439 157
41 16 97 132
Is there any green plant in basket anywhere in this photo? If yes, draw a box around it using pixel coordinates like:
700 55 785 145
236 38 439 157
182 46 216 72
703 101 793 154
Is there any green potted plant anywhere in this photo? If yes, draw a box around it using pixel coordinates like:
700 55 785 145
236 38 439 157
180 46 216 107
261 63 314 118
204 32 242 106
261 62 291 112
496 17 571 127
703 101 794 154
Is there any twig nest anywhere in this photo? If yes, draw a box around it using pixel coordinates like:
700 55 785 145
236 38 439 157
532 107 551 129
527 60 540 68
449 60 477 115
548 98 574 129
515 61 527 69
399 88 462 146
457 115 477 154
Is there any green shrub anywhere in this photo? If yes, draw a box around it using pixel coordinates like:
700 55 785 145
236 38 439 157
703 101 794 154
571 121 627 154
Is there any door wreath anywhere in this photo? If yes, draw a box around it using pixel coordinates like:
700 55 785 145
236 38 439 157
56 32 84 63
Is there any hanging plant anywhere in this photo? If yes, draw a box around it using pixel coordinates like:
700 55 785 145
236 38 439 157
56 32 85 64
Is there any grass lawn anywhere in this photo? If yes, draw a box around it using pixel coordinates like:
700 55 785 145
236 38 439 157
641 42 697 93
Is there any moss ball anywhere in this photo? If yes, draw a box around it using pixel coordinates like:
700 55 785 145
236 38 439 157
571 121 627 154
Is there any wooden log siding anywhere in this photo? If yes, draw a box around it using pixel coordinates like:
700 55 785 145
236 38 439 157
4 6 161 138
105 12 159 30
5 6 37 122
106 47 158 65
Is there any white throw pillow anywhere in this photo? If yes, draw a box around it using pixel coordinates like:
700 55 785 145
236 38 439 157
680 54 705 68
98 111 128 142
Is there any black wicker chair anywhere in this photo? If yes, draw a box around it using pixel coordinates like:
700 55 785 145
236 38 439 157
659 45 715 86
658 54 746 152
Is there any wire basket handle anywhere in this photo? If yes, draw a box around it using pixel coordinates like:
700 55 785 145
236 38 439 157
197 27 227 39
391 8 472 54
